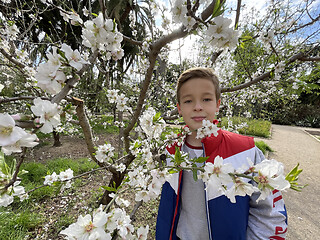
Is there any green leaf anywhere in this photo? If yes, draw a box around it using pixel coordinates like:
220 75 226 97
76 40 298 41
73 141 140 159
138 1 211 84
153 112 162 122
18 169 29 177
194 156 209 163
168 168 179 174
0 152 11 176
101 185 117 192
174 147 183 166
0 151 5 173
9 158 16 176
285 163 307 191
212 0 221 18
55 182 63 196
192 163 198 181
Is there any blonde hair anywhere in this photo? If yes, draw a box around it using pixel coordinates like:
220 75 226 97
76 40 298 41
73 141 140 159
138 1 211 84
176 67 221 103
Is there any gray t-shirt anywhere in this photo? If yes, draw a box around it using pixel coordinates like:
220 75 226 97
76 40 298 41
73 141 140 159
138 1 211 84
176 144 210 240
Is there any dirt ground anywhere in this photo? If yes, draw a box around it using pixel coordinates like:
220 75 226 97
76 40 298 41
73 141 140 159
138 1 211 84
255 125 320 240
25 133 118 162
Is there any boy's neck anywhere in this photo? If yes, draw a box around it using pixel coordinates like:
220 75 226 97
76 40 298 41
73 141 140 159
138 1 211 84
185 134 203 148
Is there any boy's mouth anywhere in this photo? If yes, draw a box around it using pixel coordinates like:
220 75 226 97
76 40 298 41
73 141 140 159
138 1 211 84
192 116 206 122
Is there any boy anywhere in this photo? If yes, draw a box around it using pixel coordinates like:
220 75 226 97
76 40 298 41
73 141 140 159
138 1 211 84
156 67 287 240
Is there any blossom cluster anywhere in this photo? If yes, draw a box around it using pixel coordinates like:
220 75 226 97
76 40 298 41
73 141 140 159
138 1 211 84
0 179 27 207
198 156 290 203
82 12 124 60
31 97 61 134
196 119 219 139
205 16 240 50
60 205 149 240
59 9 83 26
127 166 170 203
35 44 87 94
0 113 38 155
44 168 74 189
95 143 115 163
106 89 131 112
171 0 196 31
139 107 166 139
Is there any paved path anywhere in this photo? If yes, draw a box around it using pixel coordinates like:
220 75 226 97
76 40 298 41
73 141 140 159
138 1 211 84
255 124 320 240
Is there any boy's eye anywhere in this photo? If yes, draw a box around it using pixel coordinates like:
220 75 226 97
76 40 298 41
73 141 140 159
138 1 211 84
184 100 192 104
203 98 212 102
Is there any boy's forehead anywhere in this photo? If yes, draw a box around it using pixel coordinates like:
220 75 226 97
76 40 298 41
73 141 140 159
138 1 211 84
180 78 216 93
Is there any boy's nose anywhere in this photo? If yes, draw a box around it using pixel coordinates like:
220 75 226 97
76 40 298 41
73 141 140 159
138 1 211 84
194 102 203 111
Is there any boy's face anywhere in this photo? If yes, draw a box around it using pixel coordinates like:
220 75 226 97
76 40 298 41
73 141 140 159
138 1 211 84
177 78 220 132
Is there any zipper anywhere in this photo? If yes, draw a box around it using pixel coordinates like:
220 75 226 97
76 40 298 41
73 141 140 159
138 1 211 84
202 143 213 240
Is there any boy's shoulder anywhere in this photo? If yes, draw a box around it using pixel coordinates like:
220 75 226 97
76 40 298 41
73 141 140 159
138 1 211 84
203 129 255 160
204 129 254 149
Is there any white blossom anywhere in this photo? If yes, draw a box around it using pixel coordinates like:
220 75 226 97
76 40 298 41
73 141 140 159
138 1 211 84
261 29 275 46
254 159 290 202
0 113 26 146
226 177 258 203
139 107 166 139
1 130 38 155
0 193 14 207
31 97 61 134
60 10 83 25
137 225 149 240
61 43 88 71
35 47 66 94
59 168 74 181
199 156 234 192
60 206 111 240
196 120 219 139
81 12 123 58
44 172 58 185
95 143 115 163
116 163 126 173
205 16 240 50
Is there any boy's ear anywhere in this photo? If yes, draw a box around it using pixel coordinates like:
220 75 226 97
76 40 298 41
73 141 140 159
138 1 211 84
177 102 181 114
216 99 221 111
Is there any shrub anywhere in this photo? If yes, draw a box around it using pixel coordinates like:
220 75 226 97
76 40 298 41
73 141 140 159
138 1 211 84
219 117 271 138
255 141 273 155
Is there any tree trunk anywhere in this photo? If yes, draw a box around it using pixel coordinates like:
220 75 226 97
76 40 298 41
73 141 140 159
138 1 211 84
53 131 62 147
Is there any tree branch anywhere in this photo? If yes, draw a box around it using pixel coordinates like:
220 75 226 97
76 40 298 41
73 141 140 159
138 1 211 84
72 97 117 173
122 35 143 46
51 50 99 104
0 48 26 69
0 96 49 104
287 14 320 34
222 50 320 93
234 0 242 29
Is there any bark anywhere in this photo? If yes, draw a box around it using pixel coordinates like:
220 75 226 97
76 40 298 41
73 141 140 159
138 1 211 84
52 131 62 147
72 97 106 168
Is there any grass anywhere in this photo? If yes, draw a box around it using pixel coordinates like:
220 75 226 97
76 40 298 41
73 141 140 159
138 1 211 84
219 117 272 138
0 208 44 240
0 158 99 240
255 140 273 155
91 115 120 134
